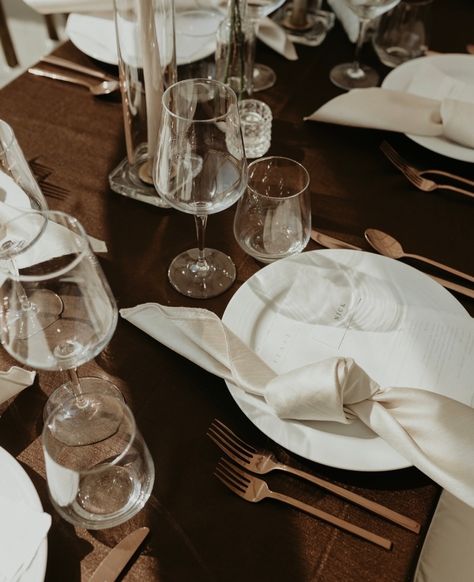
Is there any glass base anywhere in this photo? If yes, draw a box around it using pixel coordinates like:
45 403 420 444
252 64 276 93
278 7 335 47
43 376 124 430
168 248 236 299
109 152 170 209
330 62 380 90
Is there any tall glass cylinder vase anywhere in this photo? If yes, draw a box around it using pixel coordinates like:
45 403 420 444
109 0 177 207
215 0 252 99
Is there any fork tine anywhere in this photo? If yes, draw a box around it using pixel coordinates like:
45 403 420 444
207 426 251 465
217 457 251 487
212 419 258 454
380 141 409 171
208 421 254 458
214 468 247 496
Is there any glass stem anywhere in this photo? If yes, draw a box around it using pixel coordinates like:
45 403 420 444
246 19 258 96
68 368 84 401
194 214 209 272
351 18 370 76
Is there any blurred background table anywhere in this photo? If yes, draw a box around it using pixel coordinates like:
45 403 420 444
0 0 472 579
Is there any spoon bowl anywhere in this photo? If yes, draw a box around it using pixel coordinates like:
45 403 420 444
364 228 474 284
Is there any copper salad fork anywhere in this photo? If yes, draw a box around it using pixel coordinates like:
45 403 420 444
208 419 420 533
380 141 474 199
215 457 392 550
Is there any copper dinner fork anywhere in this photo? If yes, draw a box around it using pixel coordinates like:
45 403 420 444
380 141 474 199
215 457 392 550
208 419 420 533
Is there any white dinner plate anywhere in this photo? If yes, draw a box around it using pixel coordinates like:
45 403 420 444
382 54 474 163
222 250 471 472
66 11 222 67
0 447 47 582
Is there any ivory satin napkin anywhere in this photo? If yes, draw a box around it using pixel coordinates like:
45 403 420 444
0 367 35 406
0 497 50 582
121 302 474 508
307 62 474 149
25 0 298 60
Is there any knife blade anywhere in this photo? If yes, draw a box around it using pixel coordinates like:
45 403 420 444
311 229 474 299
89 527 149 582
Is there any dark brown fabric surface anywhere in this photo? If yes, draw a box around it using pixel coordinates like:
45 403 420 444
0 0 473 580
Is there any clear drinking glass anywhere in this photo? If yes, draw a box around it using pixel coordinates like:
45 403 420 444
239 98 272 158
43 392 154 529
330 0 401 90
0 210 119 432
233 156 311 263
154 78 247 298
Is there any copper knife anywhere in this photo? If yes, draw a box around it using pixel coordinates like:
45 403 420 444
310 229 474 299
89 527 149 582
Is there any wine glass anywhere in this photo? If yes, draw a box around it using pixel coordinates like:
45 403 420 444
0 210 119 441
330 0 401 90
154 78 247 299
246 0 287 93
0 120 63 334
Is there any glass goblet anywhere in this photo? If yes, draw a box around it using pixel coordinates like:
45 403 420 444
0 120 63 334
233 156 311 263
330 0 401 90
0 210 119 441
154 78 247 299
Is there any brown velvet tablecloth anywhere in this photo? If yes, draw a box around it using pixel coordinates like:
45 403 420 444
0 0 473 580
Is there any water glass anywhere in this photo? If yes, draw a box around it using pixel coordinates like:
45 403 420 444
373 0 433 68
42 392 154 529
233 156 311 263
239 99 272 159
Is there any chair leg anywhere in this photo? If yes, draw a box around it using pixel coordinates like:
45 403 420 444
0 0 18 67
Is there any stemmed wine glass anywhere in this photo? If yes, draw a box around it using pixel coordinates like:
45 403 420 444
0 120 63 334
0 210 119 442
154 78 247 299
330 0 401 90
246 0 287 93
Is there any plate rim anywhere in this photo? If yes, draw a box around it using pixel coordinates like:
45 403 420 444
222 249 468 472
382 53 474 162
0 447 48 582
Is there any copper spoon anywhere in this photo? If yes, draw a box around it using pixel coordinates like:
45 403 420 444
364 229 474 285
28 67 119 96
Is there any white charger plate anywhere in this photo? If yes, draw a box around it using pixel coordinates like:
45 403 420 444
382 54 474 163
66 11 222 67
0 447 47 582
222 250 471 472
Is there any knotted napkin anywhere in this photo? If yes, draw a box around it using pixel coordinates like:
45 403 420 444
121 302 474 507
307 61 474 149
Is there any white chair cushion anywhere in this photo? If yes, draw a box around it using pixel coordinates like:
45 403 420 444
414 491 474 582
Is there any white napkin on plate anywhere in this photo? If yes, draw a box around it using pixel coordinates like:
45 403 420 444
0 497 51 582
24 0 297 60
121 302 474 507
0 367 36 405
306 87 474 149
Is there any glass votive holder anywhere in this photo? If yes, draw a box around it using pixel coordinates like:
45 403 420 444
238 99 272 159
233 156 311 263
42 392 154 529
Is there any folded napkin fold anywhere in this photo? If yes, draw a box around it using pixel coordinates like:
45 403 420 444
121 303 474 507
306 88 474 149
24 0 297 60
0 497 50 582
327 0 359 42
0 367 36 405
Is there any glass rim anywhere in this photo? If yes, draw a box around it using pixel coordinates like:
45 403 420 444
247 156 310 200
42 393 137 473
162 78 238 122
6 210 91 283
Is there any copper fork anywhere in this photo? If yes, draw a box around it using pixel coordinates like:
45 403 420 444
380 141 474 199
215 457 392 550
208 419 420 533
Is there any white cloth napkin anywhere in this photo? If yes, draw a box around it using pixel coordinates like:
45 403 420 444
306 87 474 149
24 0 297 60
0 367 36 405
327 0 359 42
121 302 474 508
0 497 51 582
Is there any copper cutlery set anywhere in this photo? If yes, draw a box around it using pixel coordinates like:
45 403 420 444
209 419 420 550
